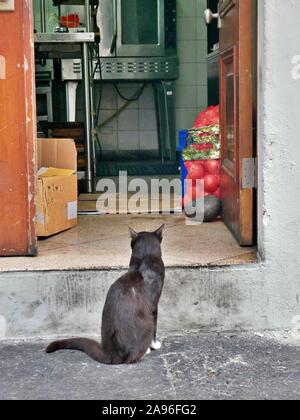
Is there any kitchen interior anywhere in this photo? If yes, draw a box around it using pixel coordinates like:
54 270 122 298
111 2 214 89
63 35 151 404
5 0 257 271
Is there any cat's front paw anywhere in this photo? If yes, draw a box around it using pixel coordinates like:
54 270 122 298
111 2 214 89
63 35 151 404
151 340 162 351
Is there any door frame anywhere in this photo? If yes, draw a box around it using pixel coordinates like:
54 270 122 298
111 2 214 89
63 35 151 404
218 0 258 247
0 1 37 256
1 0 261 260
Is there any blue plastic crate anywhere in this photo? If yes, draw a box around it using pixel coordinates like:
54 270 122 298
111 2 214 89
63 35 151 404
177 130 188 198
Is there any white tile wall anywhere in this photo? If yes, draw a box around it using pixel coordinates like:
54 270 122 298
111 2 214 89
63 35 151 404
139 109 157 131
140 131 159 151
118 109 140 131
175 0 208 139
118 131 139 151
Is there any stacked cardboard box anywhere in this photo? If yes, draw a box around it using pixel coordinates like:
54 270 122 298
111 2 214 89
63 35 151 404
36 138 78 237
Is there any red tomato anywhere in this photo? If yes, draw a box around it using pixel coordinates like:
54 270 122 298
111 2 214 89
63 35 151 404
192 143 214 152
204 144 214 151
184 161 205 180
204 174 220 193
186 175 202 184
214 188 221 199
203 160 221 175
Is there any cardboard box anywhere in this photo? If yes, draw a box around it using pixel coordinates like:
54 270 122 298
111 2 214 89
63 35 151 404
36 138 78 237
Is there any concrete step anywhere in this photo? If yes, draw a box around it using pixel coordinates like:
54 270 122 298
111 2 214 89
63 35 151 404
0 264 271 340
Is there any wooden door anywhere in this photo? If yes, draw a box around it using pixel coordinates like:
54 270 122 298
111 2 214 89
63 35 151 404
219 0 256 246
0 2 37 256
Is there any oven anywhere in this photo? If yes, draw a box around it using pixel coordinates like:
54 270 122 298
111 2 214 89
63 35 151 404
97 0 176 59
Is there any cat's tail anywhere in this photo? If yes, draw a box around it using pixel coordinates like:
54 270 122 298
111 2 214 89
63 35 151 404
46 338 111 364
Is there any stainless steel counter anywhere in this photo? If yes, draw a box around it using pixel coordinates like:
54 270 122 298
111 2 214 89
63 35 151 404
34 32 95 44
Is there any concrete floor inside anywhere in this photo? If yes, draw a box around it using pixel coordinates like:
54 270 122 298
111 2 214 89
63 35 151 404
0 214 257 272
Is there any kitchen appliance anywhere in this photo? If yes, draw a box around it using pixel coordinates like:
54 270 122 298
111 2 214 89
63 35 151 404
58 0 179 163
94 0 178 81
61 0 178 81
99 0 176 57
35 0 179 184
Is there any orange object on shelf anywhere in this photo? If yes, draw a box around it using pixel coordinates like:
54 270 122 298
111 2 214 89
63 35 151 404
61 14 80 29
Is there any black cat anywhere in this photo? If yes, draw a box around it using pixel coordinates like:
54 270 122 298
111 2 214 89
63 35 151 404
46 225 165 364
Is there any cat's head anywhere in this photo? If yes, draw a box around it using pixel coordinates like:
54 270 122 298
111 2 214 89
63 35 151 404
129 225 165 259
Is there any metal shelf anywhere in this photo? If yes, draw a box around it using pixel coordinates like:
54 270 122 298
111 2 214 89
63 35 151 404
34 32 95 60
34 32 95 44
52 1 85 5
34 30 96 193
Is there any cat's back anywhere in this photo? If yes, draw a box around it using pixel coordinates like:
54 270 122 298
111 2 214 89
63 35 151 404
102 269 151 332
103 269 145 309
111 269 144 292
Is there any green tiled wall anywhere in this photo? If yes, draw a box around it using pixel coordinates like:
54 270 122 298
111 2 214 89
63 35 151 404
175 0 208 135
33 0 58 32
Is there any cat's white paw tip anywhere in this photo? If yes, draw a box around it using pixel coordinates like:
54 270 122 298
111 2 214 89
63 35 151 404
151 340 162 350
145 348 151 356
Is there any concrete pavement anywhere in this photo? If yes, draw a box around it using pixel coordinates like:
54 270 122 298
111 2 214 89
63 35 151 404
0 331 299 400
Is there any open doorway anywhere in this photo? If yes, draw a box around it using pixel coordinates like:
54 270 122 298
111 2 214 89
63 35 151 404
0 0 258 268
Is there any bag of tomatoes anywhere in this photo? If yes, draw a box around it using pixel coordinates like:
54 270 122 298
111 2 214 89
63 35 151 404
182 125 221 161
181 105 222 203
184 160 221 198
193 105 220 128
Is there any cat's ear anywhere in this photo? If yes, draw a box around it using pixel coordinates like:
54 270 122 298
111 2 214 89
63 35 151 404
154 224 165 242
129 227 138 241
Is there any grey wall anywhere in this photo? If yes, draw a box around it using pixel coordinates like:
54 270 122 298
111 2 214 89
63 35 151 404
253 0 300 328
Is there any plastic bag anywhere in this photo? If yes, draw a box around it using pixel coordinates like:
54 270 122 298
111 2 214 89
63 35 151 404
193 105 220 128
